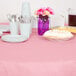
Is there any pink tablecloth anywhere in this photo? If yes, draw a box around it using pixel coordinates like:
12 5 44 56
0 28 76 76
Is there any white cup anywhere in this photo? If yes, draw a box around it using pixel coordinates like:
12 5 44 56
10 22 18 35
20 23 32 38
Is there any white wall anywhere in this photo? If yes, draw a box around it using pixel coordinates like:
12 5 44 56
0 0 65 22
0 0 76 26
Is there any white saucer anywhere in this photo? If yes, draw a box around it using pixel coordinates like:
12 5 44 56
1 35 28 42
0 31 3 36
0 25 10 32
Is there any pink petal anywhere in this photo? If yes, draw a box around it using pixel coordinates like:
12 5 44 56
38 8 44 12
50 11 54 15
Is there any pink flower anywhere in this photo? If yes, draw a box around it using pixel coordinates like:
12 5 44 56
46 7 54 15
35 7 54 16
37 8 44 12
36 8 44 15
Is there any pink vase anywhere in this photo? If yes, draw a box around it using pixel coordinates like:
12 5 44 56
38 15 49 35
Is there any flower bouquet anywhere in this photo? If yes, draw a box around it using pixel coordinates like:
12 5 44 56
35 7 54 35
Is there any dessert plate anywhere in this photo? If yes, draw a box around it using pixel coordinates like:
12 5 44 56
43 30 74 41
51 26 76 33
1 35 28 42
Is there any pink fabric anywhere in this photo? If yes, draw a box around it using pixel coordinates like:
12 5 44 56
0 23 9 25
0 27 76 76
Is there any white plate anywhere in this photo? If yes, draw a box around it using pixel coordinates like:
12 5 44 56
1 35 28 42
0 25 10 32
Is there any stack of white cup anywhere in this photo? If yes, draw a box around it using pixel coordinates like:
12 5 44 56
21 1 31 17
20 1 32 38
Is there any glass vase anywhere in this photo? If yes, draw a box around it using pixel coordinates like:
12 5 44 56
38 15 49 35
